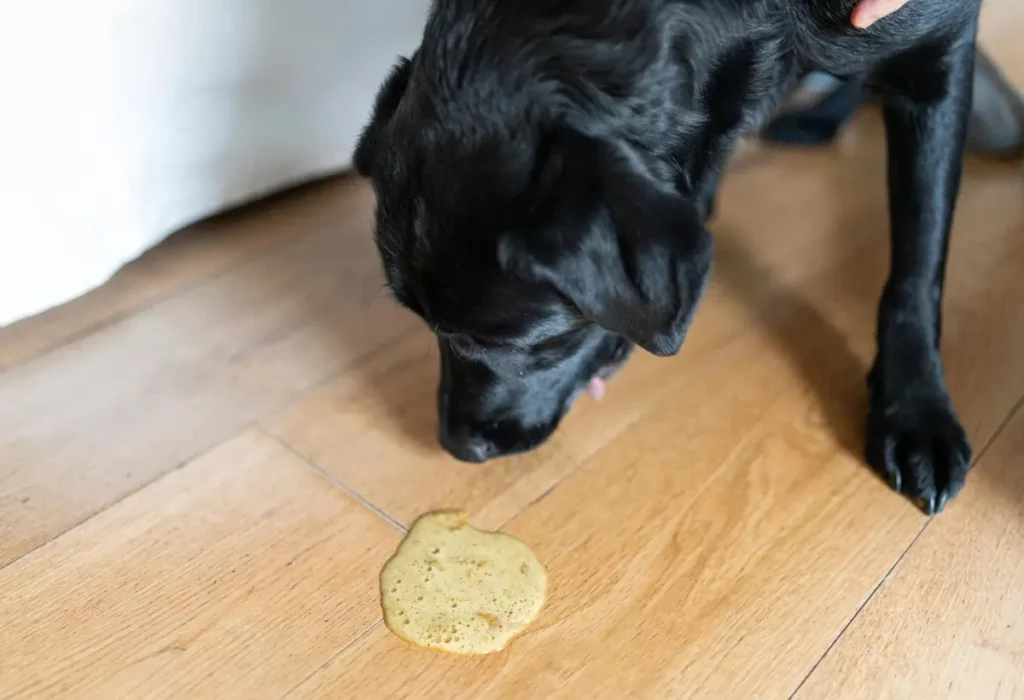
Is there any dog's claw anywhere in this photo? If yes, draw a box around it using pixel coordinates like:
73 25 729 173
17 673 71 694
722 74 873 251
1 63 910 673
887 468 902 494
866 394 971 514
918 494 938 516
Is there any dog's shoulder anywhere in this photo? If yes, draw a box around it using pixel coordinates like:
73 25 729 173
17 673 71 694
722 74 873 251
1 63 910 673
783 0 981 76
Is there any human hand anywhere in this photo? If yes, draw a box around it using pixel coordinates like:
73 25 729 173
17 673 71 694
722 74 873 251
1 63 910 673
851 0 912 29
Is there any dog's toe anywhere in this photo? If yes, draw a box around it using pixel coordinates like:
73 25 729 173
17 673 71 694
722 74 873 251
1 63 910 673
866 398 972 515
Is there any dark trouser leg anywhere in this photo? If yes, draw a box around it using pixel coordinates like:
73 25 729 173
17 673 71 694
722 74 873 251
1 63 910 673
866 32 976 515
763 47 1024 157
761 81 868 146
967 48 1024 157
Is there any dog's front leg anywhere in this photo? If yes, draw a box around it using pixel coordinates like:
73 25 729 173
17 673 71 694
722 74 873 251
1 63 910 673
866 32 977 515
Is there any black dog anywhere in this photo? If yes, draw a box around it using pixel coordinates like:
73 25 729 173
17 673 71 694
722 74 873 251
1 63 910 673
354 0 980 514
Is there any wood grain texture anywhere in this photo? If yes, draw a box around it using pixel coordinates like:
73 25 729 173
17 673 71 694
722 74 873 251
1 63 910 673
0 4 1022 696
263 115 896 531
286 71 1024 700
0 429 402 700
285 305 926 699
264 330 583 533
795 405 1024 700
0 179 417 566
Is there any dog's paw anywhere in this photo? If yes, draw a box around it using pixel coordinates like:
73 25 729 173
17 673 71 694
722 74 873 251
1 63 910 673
866 396 971 515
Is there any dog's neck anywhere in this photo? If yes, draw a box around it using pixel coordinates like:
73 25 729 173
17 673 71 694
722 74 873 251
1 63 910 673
408 0 968 214
412 1 795 197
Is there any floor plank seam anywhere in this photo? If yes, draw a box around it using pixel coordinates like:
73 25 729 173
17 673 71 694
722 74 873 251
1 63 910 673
785 521 931 700
786 390 1024 699
0 324 423 572
279 619 385 699
258 427 409 534
251 324 425 433
0 430 246 575
0 241 284 375
0 177 355 375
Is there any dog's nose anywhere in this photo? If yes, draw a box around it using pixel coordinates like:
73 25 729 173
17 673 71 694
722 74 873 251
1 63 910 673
439 431 496 463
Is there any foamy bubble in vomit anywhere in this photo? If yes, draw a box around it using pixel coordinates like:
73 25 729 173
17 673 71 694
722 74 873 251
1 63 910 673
380 511 547 655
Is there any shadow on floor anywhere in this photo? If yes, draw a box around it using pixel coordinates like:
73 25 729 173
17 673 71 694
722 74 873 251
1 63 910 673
712 228 870 459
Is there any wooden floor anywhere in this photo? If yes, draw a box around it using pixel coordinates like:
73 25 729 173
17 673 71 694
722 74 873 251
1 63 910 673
3 12 1024 700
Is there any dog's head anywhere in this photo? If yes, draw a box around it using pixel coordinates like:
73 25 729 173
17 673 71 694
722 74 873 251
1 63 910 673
354 56 713 462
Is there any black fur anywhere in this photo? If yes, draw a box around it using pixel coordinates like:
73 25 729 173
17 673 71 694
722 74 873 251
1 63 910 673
355 0 980 513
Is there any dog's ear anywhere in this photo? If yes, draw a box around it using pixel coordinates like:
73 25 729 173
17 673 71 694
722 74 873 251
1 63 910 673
498 129 713 357
353 57 413 176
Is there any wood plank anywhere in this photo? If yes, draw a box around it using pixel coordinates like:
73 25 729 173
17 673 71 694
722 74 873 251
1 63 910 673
0 180 419 567
260 298 810 534
794 406 1024 700
265 101 1023 534
285 307 927 700
979 2 1024 53
0 8 1018 698
262 116 897 532
0 429 402 700
0 177 353 372
284 147 1024 700
262 331 581 533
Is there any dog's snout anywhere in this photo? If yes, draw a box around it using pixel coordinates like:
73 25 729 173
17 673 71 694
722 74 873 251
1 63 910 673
438 428 497 463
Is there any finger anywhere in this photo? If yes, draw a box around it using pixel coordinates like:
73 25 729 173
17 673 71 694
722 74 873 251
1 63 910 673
851 0 912 29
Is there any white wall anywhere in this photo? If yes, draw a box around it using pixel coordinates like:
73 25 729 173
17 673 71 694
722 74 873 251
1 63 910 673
0 0 429 326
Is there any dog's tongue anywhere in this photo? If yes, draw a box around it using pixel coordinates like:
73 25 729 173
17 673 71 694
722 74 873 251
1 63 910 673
587 376 606 400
